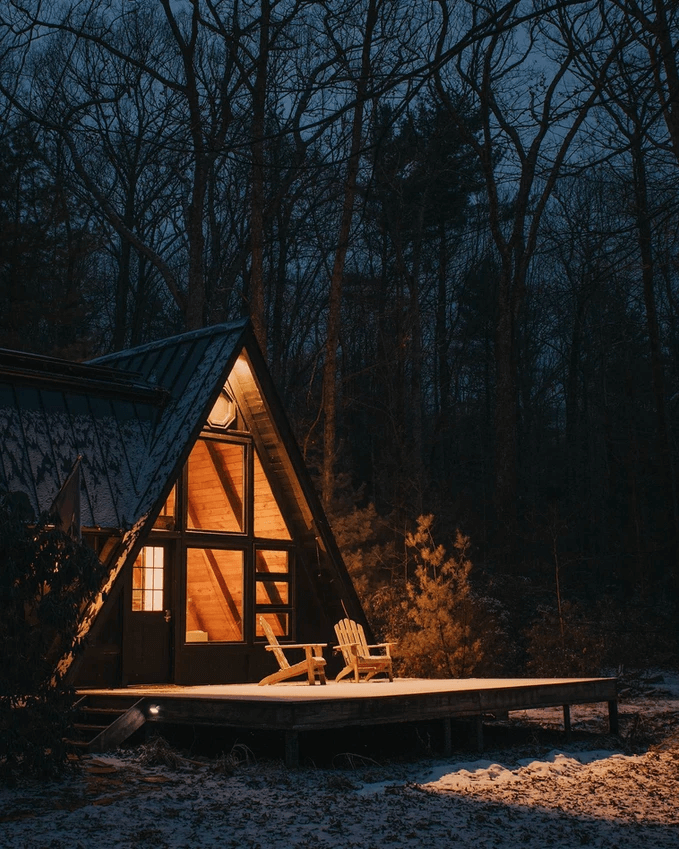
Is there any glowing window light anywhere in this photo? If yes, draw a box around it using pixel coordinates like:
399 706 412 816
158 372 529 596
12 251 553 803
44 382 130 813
132 547 164 611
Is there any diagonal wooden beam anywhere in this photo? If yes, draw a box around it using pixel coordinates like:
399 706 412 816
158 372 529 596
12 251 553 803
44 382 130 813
187 500 243 637
186 595 208 634
205 440 243 528
200 547 243 635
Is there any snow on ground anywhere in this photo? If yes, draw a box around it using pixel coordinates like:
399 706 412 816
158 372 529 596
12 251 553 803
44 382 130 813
2 673 679 849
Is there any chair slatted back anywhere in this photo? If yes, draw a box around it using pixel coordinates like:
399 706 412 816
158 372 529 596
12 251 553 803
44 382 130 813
259 617 290 670
334 619 351 665
353 621 369 657
334 618 368 660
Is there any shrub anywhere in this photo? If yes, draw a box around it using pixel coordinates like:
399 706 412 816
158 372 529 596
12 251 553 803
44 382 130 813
0 489 106 782
331 504 511 678
525 601 605 676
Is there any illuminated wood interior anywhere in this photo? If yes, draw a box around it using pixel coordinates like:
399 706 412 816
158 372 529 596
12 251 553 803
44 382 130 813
153 486 176 530
254 452 291 540
187 440 244 532
256 612 289 637
229 355 316 536
183 404 293 642
185 548 243 641
254 549 290 636
255 549 288 573
131 546 164 611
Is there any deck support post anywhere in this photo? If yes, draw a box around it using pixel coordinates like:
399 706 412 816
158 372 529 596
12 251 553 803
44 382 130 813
442 717 452 757
475 715 483 752
284 730 299 769
608 699 619 735
563 704 571 737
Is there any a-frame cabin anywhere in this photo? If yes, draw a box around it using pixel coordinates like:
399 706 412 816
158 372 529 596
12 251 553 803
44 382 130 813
0 319 366 687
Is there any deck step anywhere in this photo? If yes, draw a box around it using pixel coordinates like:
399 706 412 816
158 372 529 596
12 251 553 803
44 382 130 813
81 707 129 717
65 696 148 754
88 699 147 753
73 722 110 733
63 738 90 749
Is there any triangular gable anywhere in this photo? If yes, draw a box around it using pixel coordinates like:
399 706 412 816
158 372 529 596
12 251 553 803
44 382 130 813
224 345 364 627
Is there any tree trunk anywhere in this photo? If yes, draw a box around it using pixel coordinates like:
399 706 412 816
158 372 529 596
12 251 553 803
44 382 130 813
650 0 679 164
321 0 378 507
493 259 519 544
249 0 270 354
113 235 132 351
631 132 678 586
434 220 451 474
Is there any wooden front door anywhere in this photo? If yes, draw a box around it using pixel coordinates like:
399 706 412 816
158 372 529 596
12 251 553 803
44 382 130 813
124 544 173 684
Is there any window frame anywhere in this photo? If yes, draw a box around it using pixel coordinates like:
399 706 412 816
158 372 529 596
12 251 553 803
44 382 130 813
254 546 294 638
176 432 295 646
131 545 166 613
185 434 249 536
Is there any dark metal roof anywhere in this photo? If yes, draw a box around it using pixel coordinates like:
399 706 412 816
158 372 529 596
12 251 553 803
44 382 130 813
91 319 249 532
0 319 249 531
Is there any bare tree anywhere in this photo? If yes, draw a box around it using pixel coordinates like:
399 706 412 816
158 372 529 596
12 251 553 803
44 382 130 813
430 0 621 551
566 2 679 588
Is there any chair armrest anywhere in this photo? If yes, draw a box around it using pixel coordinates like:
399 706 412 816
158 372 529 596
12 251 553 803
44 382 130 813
333 642 360 652
266 643 326 654
365 642 394 656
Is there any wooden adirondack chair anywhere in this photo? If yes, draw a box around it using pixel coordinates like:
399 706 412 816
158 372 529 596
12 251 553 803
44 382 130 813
333 618 394 682
258 617 327 685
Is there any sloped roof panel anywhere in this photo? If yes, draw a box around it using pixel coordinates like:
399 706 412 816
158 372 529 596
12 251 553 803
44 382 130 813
0 383 38 508
91 319 249 528
14 386 63 520
56 321 251 678
0 351 163 527
1 320 249 534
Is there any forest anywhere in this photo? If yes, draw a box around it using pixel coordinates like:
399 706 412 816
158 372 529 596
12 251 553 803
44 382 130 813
1 0 678 677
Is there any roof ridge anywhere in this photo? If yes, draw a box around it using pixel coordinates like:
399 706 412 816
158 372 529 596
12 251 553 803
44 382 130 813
0 347 135 380
89 318 250 364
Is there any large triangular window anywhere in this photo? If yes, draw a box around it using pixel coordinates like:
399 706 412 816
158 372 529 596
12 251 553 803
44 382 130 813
180 432 293 644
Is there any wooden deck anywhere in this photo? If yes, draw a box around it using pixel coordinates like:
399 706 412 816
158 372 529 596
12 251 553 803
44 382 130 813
77 676 618 766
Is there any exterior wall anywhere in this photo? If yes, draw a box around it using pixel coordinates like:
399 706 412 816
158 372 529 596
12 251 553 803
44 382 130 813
73 593 124 688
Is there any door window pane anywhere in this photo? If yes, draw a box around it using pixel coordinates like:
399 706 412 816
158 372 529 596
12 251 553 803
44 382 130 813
132 546 164 611
187 440 244 532
185 548 243 641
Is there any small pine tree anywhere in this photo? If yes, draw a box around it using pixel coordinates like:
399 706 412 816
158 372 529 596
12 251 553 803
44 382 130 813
398 515 483 678
330 502 511 677
0 489 106 782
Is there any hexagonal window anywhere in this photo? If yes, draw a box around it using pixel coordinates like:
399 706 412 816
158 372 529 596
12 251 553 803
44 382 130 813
207 389 236 429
